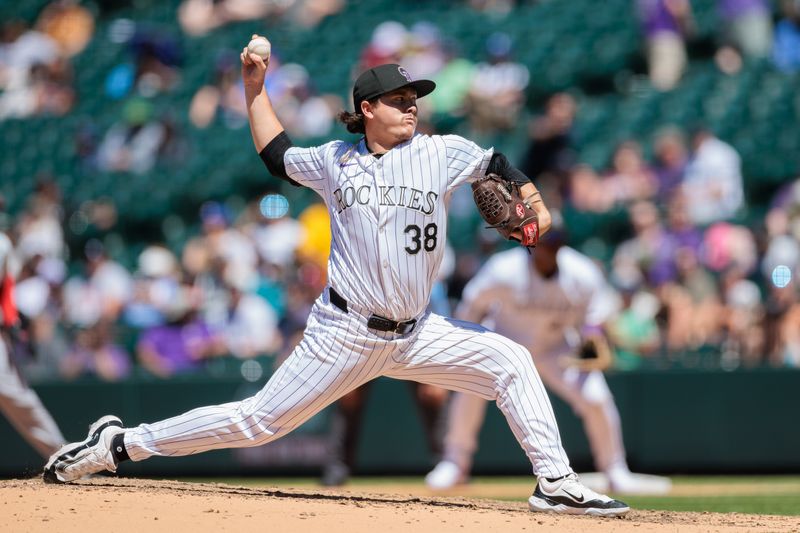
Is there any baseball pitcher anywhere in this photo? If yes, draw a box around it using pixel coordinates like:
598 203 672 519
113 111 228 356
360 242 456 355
43 35 628 516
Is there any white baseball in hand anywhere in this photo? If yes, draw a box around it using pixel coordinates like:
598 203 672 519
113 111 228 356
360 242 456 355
247 37 271 61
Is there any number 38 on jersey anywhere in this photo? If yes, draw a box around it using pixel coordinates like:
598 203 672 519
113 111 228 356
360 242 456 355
404 223 438 255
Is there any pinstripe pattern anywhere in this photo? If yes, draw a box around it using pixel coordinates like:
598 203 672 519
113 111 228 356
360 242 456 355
384 314 572 478
122 132 573 479
438 246 625 477
125 298 572 478
282 133 493 320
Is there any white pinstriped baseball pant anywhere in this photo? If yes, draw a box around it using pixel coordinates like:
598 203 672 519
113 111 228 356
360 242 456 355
124 290 573 479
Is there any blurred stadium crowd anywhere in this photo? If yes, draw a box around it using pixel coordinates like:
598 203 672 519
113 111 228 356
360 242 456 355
1 0 799 385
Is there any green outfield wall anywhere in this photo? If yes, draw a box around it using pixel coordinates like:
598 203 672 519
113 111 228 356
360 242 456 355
2 368 798 478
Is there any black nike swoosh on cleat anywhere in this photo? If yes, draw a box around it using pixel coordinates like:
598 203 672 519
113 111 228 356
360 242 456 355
563 489 585 502
55 420 120 463
533 484 627 510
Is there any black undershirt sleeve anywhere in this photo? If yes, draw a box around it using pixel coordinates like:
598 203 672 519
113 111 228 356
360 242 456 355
486 152 530 185
259 131 301 187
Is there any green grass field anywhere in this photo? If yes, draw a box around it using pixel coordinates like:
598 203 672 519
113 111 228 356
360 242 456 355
616 476 800 515
180 475 800 516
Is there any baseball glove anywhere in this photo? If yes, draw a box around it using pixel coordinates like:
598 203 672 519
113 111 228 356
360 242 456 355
560 335 613 371
472 174 539 247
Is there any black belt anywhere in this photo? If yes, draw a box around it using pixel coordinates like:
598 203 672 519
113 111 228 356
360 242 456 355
329 287 417 335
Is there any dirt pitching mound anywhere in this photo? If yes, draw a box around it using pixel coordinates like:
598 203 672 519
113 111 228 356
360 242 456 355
1 478 796 533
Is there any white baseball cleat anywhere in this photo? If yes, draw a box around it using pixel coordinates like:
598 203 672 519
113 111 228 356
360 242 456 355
528 473 630 516
425 460 467 490
43 415 125 484
608 470 672 495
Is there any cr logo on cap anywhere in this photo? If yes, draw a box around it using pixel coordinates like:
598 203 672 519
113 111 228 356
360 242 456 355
398 67 412 82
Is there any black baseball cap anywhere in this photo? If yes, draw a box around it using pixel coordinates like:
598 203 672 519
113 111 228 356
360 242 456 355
352 64 436 111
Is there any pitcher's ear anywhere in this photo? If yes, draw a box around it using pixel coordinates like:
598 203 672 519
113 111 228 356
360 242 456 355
361 99 375 118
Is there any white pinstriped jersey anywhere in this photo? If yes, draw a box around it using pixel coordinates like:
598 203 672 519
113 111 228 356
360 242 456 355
284 133 493 320
458 246 620 355
116 134 575 482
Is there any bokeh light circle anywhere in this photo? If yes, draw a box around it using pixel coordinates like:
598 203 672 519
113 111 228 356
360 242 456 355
260 194 289 219
772 265 792 288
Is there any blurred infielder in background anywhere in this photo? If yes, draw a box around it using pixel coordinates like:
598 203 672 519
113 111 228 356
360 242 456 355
44 34 628 516
426 228 671 495
0 230 65 459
